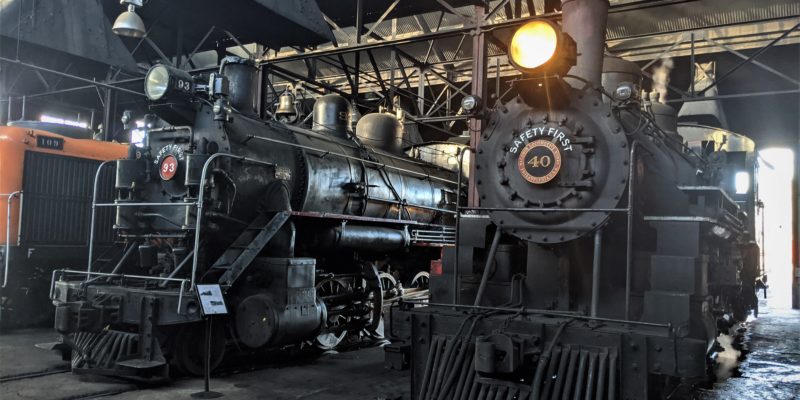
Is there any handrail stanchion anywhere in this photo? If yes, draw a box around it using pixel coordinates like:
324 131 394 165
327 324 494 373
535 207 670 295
3 191 22 288
624 141 641 321
86 160 115 279
190 153 276 289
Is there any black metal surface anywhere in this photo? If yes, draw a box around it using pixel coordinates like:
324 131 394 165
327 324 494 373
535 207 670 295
390 4 761 398
50 59 459 378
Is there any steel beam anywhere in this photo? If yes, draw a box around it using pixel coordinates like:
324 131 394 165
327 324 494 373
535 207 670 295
468 5 487 207
703 34 800 86
0 57 146 98
697 22 800 95
364 0 401 39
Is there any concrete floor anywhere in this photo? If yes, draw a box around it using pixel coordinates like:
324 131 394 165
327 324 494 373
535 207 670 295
694 299 800 400
0 299 797 400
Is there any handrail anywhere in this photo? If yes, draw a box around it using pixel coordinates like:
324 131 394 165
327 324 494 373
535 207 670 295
3 191 22 288
190 153 276 288
84 153 277 292
86 160 116 275
449 140 646 324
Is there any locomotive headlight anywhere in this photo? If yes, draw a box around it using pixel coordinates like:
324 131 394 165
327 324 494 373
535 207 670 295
735 171 750 194
144 64 194 101
508 20 576 76
461 95 482 114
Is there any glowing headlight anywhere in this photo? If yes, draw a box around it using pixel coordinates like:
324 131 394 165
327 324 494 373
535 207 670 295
507 19 576 76
509 21 558 70
144 64 194 101
735 171 750 194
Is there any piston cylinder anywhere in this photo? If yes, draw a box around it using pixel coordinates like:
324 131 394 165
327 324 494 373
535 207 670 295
316 225 410 251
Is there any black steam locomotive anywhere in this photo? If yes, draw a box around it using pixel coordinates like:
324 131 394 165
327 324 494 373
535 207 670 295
390 1 759 399
49 58 459 378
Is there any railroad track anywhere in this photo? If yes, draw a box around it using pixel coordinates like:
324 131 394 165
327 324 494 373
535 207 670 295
0 367 70 383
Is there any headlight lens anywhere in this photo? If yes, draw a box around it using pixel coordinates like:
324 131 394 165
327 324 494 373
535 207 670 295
509 20 559 70
145 65 170 100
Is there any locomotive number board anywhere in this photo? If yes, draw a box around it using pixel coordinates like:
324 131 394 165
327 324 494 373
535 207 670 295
36 135 65 150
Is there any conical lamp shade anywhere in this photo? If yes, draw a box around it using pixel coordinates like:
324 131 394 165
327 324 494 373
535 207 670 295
112 10 146 38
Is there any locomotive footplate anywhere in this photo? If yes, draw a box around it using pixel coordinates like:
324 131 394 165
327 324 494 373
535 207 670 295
390 301 708 400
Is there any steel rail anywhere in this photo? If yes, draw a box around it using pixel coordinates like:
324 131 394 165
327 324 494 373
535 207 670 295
402 301 672 328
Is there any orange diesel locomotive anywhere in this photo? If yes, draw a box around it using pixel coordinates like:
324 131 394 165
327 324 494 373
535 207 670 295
0 122 127 328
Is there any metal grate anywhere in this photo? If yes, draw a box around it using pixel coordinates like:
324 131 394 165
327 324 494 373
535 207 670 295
411 226 456 245
20 151 116 245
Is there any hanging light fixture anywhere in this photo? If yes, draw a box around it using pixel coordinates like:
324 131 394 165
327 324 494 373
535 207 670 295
112 0 146 38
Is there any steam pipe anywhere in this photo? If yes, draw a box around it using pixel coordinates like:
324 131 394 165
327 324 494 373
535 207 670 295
474 228 502 306
561 0 609 89
590 228 603 317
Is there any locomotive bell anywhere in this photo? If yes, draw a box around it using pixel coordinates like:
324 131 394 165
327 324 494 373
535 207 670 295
276 91 296 115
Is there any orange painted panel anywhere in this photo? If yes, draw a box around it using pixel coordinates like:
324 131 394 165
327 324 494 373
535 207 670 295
0 126 128 245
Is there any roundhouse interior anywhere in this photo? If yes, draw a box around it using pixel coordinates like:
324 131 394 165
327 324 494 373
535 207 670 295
0 1 798 399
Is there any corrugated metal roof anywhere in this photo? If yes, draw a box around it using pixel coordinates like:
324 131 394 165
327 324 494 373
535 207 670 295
268 0 799 92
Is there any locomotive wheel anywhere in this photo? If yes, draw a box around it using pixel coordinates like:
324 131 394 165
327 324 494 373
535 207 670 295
314 278 349 350
170 322 226 376
379 272 400 300
361 262 385 339
410 271 430 289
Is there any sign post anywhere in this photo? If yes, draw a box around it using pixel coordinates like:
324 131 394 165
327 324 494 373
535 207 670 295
191 284 228 399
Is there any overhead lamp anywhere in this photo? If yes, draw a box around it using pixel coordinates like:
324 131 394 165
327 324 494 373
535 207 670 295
112 0 146 38
508 19 576 76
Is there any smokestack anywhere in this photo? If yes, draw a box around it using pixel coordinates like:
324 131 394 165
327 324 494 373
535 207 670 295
560 0 609 89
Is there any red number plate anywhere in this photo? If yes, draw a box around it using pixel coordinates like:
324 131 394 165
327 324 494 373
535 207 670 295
160 155 178 180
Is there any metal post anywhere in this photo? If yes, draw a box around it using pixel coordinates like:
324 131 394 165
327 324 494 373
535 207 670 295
417 67 426 114
474 228 502 306
3 191 22 288
20 95 25 120
468 5 487 207
453 148 471 304
590 228 603 317
624 142 641 320
690 32 695 97
352 0 363 105
86 161 115 277
102 88 113 141
190 316 223 399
